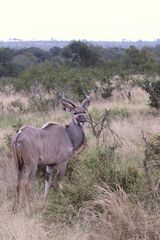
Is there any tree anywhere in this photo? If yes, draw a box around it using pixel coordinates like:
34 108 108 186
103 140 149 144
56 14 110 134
16 47 49 63
50 47 61 57
0 48 15 65
123 46 141 74
123 46 157 75
12 52 38 69
61 40 102 67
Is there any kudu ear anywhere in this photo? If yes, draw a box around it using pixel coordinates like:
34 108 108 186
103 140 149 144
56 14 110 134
81 92 90 110
61 101 75 112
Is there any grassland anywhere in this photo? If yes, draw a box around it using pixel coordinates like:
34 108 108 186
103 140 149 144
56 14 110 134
0 87 159 240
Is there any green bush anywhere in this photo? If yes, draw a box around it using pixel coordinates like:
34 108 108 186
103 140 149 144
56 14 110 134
28 95 55 112
142 79 160 109
101 79 114 99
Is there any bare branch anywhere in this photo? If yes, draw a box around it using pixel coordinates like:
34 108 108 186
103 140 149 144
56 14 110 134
87 109 123 147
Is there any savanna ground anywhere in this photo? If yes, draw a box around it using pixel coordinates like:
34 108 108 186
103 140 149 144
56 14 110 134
0 87 159 240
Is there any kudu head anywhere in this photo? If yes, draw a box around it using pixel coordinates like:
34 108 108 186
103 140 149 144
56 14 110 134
61 91 90 127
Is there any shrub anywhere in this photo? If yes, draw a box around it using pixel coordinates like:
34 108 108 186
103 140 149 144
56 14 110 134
28 95 56 112
101 79 115 99
142 79 160 109
143 133 160 196
1 133 14 158
7 99 26 113
12 117 24 132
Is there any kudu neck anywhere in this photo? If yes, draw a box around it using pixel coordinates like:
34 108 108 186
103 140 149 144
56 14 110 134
65 120 85 151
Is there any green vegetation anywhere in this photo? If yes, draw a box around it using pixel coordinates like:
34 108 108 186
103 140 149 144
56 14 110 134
0 41 160 108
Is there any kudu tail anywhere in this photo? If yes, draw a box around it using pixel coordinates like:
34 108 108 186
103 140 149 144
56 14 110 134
12 137 24 208
12 138 24 173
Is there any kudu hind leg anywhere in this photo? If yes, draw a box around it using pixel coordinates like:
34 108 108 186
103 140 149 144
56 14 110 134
15 170 23 209
24 165 37 211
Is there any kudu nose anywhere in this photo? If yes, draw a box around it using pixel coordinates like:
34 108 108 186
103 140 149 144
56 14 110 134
78 114 87 123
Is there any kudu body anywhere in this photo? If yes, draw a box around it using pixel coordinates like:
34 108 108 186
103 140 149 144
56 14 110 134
12 93 90 208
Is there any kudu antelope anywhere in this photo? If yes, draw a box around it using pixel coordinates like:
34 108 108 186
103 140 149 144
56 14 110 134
12 92 90 208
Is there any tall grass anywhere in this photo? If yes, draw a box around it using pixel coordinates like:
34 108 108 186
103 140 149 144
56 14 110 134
79 185 160 240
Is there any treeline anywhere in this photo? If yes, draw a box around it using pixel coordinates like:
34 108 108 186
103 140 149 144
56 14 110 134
1 41 160 76
0 40 160 107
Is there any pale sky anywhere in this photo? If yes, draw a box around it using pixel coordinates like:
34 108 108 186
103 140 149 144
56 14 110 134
0 0 160 41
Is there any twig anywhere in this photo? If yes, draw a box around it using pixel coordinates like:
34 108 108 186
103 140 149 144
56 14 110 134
141 130 152 192
146 163 160 169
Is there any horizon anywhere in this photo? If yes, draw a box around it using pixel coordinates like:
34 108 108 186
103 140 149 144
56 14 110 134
1 38 160 42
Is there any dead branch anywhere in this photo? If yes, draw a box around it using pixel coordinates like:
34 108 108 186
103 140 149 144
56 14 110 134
87 109 123 147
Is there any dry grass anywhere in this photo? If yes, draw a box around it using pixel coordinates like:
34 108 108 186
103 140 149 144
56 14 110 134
0 148 52 240
79 185 160 240
0 209 50 240
0 92 28 108
91 87 149 114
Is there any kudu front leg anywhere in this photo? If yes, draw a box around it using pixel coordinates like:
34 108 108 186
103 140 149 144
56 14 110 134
57 162 67 191
44 165 54 200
